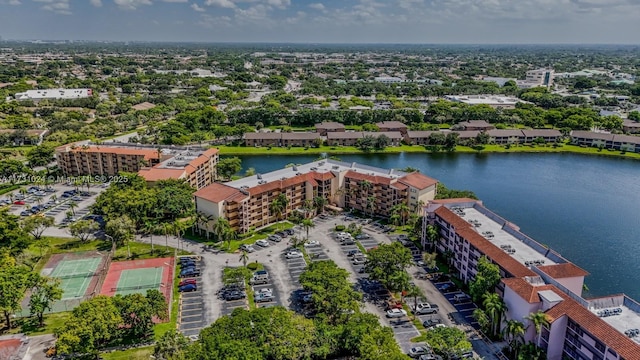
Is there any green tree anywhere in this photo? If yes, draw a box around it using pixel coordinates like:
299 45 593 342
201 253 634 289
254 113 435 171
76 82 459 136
216 157 242 180
21 216 54 240
629 111 640 122
356 135 376 151
0 252 31 328
365 242 413 292
358 326 407 360
26 145 55 167
269 193 289 229
483 292 507 338
154 329 190 360
113 290 167 338
526 310 550 347
424 224 439 252
0 159 30 179
373 134 390 150
469 256 501 303
299 260 362 324
424 326 473 359
0 209 32 255
28 275 63 327
301 218 315 240
68 220 98 242
55 295 122 356
502 319 526 358
239 250 249 267
105 215 136 250
472 308 491 334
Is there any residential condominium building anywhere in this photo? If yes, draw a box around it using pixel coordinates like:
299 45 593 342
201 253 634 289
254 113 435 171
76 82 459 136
55 142 218 189
421 199 640 360
194 159 438 234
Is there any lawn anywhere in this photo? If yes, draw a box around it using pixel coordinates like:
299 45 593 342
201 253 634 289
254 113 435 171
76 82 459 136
101 346 154 360
198 222 294 253
8 311 71 336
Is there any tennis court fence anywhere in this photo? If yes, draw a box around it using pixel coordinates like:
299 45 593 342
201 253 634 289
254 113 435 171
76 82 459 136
112 283 163 292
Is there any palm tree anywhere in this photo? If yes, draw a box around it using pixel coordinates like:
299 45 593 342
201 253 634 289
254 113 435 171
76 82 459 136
313 196 327 214
68 202 78 216
222 227 237 251
269 194 288 229
289 235 306 249
143 220 156 254
301 218 314 240
7 193 14 204
390 212 401 226
366 196 376 217
395 202 411 226
473 308 491 335
212 218 231 243
413 200 425 214
406 285 422 319
483 292 507 338
526 310 550 346
162 222 171 249
239 250 249 267
502 319 526 357
194 211 212 238
425 224 439 252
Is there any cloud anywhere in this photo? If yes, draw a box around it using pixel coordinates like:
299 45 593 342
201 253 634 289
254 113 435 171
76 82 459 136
266 0 289 9
191 2 205 11
308 3 324 10
113 0 152 10
90 0 102 7
161 0 188 2
0 0 21 5
34 0 72 14
205 0 236 8
197 13 232 28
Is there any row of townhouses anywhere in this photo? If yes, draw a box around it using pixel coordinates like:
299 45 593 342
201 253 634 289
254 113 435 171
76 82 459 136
422 199 640 360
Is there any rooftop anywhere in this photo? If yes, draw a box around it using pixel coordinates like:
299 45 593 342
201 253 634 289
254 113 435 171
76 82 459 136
227 159 408 191
586 295 640 346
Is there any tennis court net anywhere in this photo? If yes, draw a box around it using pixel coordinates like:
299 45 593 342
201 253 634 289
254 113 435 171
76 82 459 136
56 271 99 279
112 283 161 292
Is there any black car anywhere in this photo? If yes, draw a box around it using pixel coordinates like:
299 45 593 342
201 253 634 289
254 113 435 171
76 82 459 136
180 261 196 268
284 228 295 236
224 291 246 301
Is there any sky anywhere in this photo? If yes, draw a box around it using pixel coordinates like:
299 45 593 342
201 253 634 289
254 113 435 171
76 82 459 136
0 0 639 44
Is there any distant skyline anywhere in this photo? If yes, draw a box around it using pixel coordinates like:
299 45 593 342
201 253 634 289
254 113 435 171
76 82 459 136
1 0 639 44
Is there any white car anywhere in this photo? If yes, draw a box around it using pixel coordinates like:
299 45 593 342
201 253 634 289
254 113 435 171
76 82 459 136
427 324 447 330
304 240 320 247
285 251 303 259
255 239 270 247
385 309 408 318
255 288 273 296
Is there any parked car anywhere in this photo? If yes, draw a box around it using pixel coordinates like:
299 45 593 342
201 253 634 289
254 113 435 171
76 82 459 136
285 251 303 259
255 239 270 247
71 196 83 201
275 231 288 238
255 288 273 296
240 244 256 253
347 249 362 257
224 291 246 301
284 228 295 236
385 309 407 318
341 238 355 245
179 279 197 287
268 234 282 242
453 293 471 303
180 268 201 277
20 211 30 216
422 319 442 329
419 355 443 360
13 200 25 205
254 293 274 303
180 261 196 268
352 257 366 265
304 240 320 247
427 324 446 331
437 282 456 292
451 351 473 359
408 346 430 358
179 283 197 292
355 233 371 240
413 303 439 315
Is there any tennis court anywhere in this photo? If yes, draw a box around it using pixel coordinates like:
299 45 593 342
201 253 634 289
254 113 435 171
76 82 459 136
114 267 164 296
50 257 101 299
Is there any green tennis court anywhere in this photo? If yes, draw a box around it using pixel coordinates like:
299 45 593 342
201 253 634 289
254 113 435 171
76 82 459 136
50 257 101 299
114 267 164 296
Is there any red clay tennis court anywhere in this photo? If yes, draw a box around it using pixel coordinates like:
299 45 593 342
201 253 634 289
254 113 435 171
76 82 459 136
100 257 174 305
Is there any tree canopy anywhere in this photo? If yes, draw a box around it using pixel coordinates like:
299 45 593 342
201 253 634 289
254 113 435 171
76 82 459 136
364 242 413 292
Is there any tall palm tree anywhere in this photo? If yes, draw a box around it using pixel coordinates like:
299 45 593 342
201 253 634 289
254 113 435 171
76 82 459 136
195 212 213 237
526 310 550 346
502 319 525 357
406 285 422 319
483 292 507 338
473 308 491 334
313 196 327 214
162 222 171 249
395 202 410 225
366 196 376 217
425 224 439 252
213 218 231 243
239 250 249 267
223 227 237 251
143 220 156 254
289 235 306 249
301 218 314 240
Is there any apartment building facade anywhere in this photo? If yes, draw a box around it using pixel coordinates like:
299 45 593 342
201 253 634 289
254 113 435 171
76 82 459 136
422 199 640 360
55 142 218 189
194 160 438 234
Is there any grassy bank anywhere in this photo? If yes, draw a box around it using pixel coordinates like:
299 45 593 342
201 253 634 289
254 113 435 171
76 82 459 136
215 143 640 160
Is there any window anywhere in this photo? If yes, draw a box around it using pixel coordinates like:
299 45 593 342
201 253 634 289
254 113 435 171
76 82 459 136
594 341 605 353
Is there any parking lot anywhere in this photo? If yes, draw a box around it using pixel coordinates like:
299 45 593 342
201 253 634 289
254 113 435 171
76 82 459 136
252 265 284 309
177 256 207 337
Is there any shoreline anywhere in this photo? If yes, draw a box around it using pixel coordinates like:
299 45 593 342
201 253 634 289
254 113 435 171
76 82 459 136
215 144 640 160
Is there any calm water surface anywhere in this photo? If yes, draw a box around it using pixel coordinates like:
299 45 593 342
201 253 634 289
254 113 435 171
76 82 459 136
234 152 640 300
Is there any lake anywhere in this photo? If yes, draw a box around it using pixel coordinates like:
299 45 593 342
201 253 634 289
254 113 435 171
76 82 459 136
233 152 640 300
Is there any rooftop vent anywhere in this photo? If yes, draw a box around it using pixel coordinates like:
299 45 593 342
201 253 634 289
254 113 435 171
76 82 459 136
292 166 298 171
318 161 325 166
257 174 262 179
332 165 339 170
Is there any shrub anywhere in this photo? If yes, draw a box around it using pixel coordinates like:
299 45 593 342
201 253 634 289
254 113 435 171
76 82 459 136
335 225 346 231
247 262 259 271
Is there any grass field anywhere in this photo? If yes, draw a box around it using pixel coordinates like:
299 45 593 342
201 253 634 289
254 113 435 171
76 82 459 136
101 346 154 360
8 312 71 336
214 143 640 160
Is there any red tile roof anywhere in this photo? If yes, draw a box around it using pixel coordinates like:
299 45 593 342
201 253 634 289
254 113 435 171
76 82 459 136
537 263 589 279
194 183 244 203
65 145 160 160
502 277 558 303
399 172 438 190
312 171 335 181
544 290 640 360
138 168 186 182
344 170 393 185
185 148 218 171
431 198 480 204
